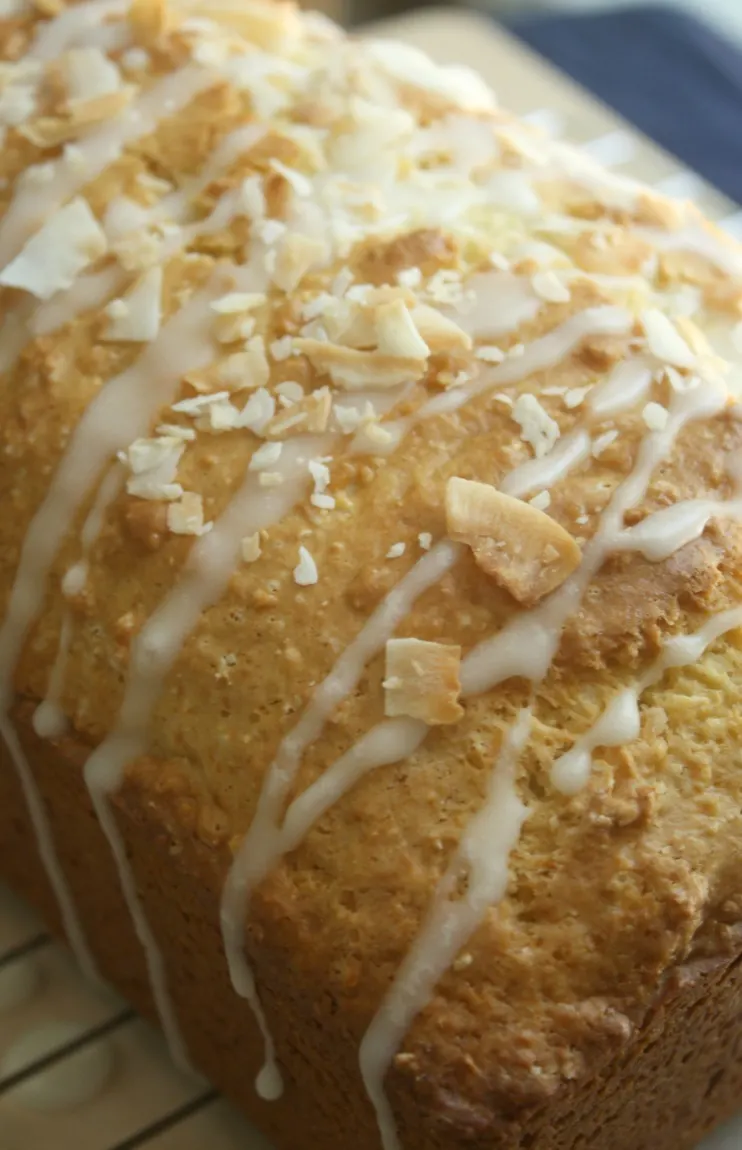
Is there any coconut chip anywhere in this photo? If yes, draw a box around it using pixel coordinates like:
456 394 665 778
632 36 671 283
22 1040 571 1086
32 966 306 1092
512 394 560 459
375 299 430 359
445 476 581 605
266 387 332 438
167 492 210 536
641 308 696 369
61 46 121 102
241 532 262 562
295 339 424 390
217 337 270 391
383 637 463 725
123 435 184 501
130 0 169 47
293 545 318 586
0 197 107 299
409 303 472 353
271 233 327 293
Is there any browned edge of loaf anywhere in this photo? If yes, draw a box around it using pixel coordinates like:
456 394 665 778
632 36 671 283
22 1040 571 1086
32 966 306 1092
2 704 742 1150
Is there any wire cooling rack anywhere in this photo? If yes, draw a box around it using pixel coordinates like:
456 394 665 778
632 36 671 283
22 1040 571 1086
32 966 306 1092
2 8 742 1147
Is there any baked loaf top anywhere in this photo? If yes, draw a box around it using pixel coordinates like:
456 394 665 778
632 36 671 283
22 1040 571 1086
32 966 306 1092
2 0 742 1144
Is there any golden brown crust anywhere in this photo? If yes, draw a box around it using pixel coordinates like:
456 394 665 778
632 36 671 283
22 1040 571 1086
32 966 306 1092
3 2 742 1147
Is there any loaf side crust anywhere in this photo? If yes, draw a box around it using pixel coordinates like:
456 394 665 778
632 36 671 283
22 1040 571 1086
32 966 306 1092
2 707 742 1150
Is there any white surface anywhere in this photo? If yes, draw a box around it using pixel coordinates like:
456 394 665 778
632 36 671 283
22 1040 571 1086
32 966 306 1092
1 8 741 1147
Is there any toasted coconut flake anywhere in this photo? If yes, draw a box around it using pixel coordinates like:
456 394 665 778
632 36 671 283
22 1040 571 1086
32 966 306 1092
532 270 570 304
124 435 184 501
167 492 209 536
295 339 422 390
272 233 327 293
512 394 560 459
476 345 505 364
249 441 282 471
641 308 696 368
294 545 318 586
104 266 162 342
383 638 463 725
210 291 266 314
242 532 262 563
445 476 581 605
217 337 270 391
237 387 275 434
0 197 106 300
375 299 430 359
410 303 472 352
22 89 132 146
267 387 332 439
131 0 169 47
62 47 122 103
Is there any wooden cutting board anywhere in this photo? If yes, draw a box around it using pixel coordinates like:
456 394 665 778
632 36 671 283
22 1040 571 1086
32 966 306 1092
1 9 740 1149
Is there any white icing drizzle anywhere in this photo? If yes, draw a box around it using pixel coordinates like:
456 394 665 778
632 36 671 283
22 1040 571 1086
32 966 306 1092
551 604 742 795
83 432 333 1079
1 1020 116 1110
33 466 124 741
28 0 127 61
0 282 227 708
0 280 229 1013
640 224 742 279
359 709 532 1150
374 306 632 453
461 376 728 697
30 267 124 340
0 714 98 979
614 495 742 562
451 271 542 339
0 124 267 373
226 367 728 1143
0 63 215 268
500 428 591 499
589 358 654 419
220 540 463 1095
224 391 608 1090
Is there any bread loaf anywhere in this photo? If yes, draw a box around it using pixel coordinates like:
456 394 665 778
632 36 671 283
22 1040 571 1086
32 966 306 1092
2 2 742 1147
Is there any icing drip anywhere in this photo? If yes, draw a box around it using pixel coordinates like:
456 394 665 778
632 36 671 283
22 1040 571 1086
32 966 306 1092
551 604 742 795
33 466 124 741
359 710 532 1150
220 540 463 1094
0 63 215 267
461 375 728 697
589 358 654 419
640 224 742 280
451 271 542 339
0 282 228 708
230 369 728 1142
0 715 97 980
0 280 230 1025
83 433 334 1078
500 428 591 499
